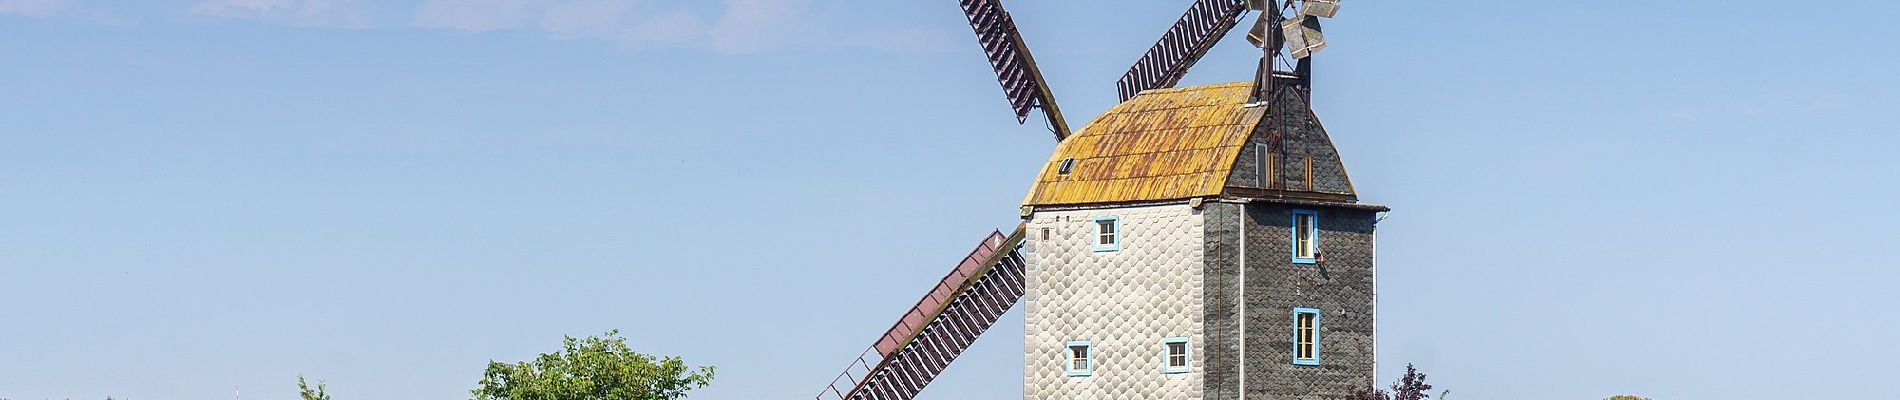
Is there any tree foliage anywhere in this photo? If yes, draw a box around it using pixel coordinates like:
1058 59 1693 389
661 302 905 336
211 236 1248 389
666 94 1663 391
471 329 715 400
1346 363 1436 400
299 375 332 400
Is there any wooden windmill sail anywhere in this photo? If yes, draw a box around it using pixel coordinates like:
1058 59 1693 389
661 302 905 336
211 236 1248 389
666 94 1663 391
816 2 1351 399
959 0 1072 140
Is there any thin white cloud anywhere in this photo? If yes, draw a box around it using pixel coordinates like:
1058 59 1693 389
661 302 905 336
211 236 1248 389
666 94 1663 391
191 0 372 29
539 0 634 38
406 0 946 55
8 0 944 54
195 0 293 16
697 0 956 55
0 0 72 18
412 0 545 31
704 0 809 54
292 0 370 27
1 0 133 25
623 8 704 44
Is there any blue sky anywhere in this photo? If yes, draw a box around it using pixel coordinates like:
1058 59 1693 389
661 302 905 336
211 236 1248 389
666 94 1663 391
2 1 1897 399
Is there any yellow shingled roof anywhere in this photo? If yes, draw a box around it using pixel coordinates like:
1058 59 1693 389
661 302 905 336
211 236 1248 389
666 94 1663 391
1023 82 1265 206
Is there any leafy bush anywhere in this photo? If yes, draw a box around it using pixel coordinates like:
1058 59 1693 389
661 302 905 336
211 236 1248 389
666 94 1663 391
471 329 715 400
1346 363 1436 400
299 375 332 400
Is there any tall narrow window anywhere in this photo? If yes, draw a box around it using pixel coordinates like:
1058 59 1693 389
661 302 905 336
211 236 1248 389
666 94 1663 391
1162 337 1190 374
1303 155 1314 189
1094 216 1120 252
1066 341 1094 377
1293 308 1320 365
1256 143 1273 188
1291 209 1318 264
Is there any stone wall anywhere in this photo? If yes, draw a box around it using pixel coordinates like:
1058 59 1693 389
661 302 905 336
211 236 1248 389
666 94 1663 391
1200 202 1245 400
1236 202 1378 399
1225 80 1357 198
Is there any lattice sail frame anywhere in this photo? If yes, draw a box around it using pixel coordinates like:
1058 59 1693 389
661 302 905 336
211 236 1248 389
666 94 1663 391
1118 0 1344 101
957 0 1071 140
1113 0 1252 101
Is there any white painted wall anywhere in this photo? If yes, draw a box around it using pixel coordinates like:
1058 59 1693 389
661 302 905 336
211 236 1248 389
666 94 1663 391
1023 204 1205 400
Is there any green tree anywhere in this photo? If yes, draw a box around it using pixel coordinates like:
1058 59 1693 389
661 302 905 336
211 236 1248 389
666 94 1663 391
1347 363 1435 400
471 329 714 400
298 375 332 400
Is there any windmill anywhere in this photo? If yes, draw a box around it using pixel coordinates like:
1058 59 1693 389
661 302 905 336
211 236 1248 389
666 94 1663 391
817 1 1371 399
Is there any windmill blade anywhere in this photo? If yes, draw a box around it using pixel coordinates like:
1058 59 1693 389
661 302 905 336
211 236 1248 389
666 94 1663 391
958 0 1071 141
1281 15 1326 59
1302 0 1340 18
1245 11 1272 48
1114 0 1251 101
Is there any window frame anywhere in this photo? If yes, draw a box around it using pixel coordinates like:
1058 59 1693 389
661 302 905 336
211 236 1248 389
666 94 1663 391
1303 155 1314 189
1065 340 1094 377
1290 209 1319 264
1161 337 1191 374
1255 143 1273 188
1093 216 1121 252
1292 307 1321 366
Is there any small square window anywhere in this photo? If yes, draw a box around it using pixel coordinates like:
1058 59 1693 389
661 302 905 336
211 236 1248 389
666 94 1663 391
1058 157 1077 175
1293 308 1321 365
1093 216 1120 252
1065 341 1093 377
1162 337 1190 374
1291 209 1319 264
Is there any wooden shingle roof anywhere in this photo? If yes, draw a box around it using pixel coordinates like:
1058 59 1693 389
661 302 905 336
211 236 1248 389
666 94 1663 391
1023 82 1264 206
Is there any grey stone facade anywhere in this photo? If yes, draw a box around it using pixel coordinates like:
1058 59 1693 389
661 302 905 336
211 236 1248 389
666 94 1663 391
1200 202 1246 400
1225 81 1357 199
1230 202 1377 400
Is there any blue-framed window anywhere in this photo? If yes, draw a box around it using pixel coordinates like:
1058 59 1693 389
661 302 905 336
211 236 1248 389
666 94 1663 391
1291 209 1319 264
1093 216 1121 252
1065 341 1094 377
1162 337 1191 374
1292 307 1321 365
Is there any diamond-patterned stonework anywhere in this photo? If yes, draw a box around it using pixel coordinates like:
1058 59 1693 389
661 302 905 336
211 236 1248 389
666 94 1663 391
1023 204 1205 400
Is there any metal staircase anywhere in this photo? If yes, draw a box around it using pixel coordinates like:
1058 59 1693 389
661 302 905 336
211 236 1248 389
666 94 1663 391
815 226 1028 400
